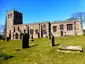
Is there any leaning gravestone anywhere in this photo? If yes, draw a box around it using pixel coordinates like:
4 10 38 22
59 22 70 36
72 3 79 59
51 35 55 47
22 33 29 48
57 45 83 53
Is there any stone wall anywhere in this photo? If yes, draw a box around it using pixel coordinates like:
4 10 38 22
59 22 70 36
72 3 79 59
11 20 83 40
5 10 23 39
5 10 83 40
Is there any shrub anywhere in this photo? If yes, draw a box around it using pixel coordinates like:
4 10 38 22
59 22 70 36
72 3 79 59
0 53 13 60
0 35 5 40
0 35 3 40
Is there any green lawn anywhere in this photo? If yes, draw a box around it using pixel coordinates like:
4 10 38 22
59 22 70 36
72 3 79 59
0 36 85 64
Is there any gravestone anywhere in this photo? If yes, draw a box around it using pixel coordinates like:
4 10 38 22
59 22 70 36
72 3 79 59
48 22 51 39
31 35 34 42
6 37 10 41
57 45 83 53
22 33 29 48
51 35 55 47
38 32 40 38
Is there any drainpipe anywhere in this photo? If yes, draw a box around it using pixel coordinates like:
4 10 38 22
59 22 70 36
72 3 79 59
79 16 83 35
74 21 77 36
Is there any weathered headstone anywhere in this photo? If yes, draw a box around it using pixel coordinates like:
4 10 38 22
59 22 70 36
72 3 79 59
57 45 83 53
31 35 34 42
6 37 10 41
22 33 29 48
51 35 55 46
48 22 51 39
38 32 40 38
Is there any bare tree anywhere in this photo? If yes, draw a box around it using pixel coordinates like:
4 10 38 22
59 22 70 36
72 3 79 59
67 12 85 35
72 12 85 28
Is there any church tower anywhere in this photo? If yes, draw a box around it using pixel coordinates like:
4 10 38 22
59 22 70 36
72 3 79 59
5 10 23 39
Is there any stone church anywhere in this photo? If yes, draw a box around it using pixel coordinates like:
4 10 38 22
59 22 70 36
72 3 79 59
5 10 83 40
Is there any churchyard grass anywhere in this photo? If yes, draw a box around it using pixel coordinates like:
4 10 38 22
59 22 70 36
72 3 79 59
0 36 85 64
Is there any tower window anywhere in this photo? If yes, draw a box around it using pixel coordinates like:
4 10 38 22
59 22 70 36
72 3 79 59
8 14 12 18
10 14 12 18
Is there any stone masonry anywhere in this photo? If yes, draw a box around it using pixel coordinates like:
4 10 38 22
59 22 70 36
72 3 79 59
4 10 83 40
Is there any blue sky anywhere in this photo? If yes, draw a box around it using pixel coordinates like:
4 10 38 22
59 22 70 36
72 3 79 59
0 0 85 28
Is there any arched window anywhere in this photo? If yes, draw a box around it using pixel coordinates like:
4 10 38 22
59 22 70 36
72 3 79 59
30 29 33 34
8 14 10 18
10 14 12 18
35 29 38 34
24 29 26 33
14 27 15 32
18 27 19 31
8 14 12 18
